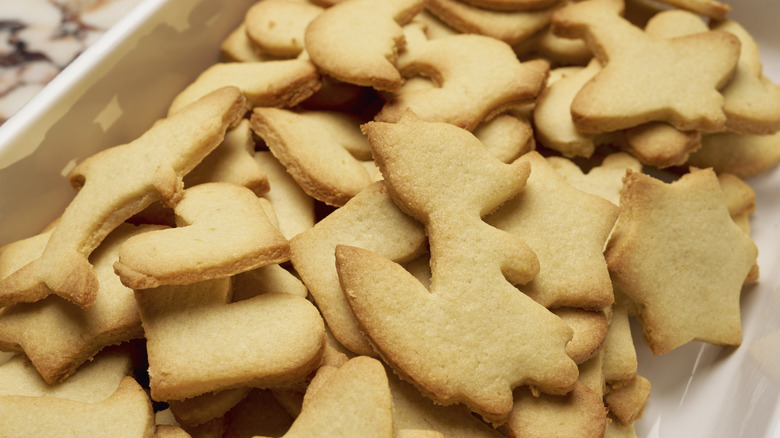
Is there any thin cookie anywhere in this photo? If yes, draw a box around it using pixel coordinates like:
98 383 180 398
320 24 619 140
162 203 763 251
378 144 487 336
290 181 427 356
605 168 758 354
654 0 730 20
0 377 155 438
513 15 592 67
244 0 324 58
115 182 289 290
0 223 157 384
687 130 780 179
616 8 709 168
552 307 609 364
604 374 651 426
250 108 373 206
0 86 246 309
168 388 251 428
546 152 643 206
388 365 504 438
0 347 133 402
551 0 740 133
458 0 558 12
220 23 276 63
621 122 701 168
532 60 601 158
713 19 780 135
168 58 320 114
254 151 316 240
231 263 309 301
184 119 270 196
136 279 325 402
340 114 577 425
218 389 296 438
487 151 618 310
424 0 558 46
304 0 424 91
473 112 535 164
502 382 608 438
601 289 639 385
376 31 549 131
260 357 394 438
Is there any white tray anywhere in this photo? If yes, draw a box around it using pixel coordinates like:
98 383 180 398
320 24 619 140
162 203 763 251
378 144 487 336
0 0 778 436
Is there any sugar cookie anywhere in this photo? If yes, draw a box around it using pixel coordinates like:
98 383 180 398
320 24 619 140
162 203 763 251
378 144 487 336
290 181 427 356
0 86 246 309
0 377 155 438
605 168 758 354
250 108 373 206
0 224 156 383
244 0 324 58
136 280 325 401
254 151 316 240
168 59 320 114
551 0 740 133
114 182 289 290
487 151 618 310
262 356 394 438
340 115 577 425
376 33 549 131
304 0 425 91
184 119 270 196
424 0 558 46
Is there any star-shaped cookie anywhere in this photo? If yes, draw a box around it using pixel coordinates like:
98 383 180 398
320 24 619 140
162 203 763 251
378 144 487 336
0 223 158 383
487 151 619 310
604 168 757 354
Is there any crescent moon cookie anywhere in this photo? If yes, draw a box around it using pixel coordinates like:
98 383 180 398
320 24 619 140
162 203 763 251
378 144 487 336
376 31 549 131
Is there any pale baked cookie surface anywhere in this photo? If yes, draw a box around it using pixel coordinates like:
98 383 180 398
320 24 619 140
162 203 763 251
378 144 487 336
487 151 618 310
0 86 246 310
551 0 740 134
339 115 578 425
114 182 289 290
605 168 758 354
304 0 424 91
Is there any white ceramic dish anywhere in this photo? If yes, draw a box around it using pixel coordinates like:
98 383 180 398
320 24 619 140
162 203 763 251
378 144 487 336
0 0 778 437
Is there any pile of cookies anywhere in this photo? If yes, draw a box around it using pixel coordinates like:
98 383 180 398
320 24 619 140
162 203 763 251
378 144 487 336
0 0 775 436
